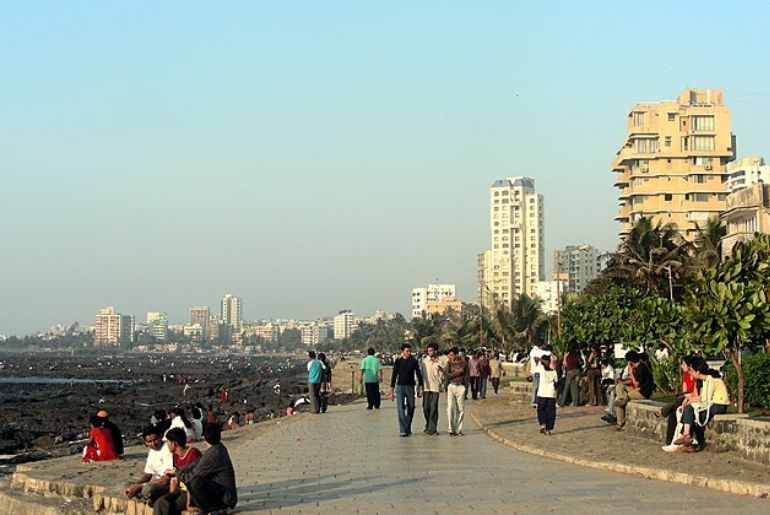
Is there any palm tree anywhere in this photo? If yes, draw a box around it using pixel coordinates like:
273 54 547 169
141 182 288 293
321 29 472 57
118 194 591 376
617 216 689 298
693 216 725 269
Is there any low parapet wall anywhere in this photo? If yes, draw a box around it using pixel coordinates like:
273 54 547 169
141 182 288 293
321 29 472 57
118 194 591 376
627 400 770 466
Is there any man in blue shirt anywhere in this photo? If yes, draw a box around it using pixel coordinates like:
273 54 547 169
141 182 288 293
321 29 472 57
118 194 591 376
307 351 324 414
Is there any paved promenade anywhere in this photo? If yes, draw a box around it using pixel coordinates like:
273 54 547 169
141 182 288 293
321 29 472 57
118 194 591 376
229 398 769 514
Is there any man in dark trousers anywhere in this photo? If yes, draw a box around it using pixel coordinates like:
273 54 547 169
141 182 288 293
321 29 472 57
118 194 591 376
154 424 237 515
389 343 424 437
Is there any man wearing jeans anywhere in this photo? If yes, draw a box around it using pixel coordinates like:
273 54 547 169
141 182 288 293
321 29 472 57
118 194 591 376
445 347 469 436
389 344 423 437
420 342 445 435
307 351 324 414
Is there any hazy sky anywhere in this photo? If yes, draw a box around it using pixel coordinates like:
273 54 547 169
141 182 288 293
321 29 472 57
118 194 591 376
2 1 770 335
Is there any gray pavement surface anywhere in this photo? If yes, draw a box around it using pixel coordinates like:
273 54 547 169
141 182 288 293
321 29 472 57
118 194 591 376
229 397 769 514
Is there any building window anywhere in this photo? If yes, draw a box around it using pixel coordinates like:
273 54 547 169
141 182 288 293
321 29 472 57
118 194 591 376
664 194 673 202
633 112 645 126
692 193 710 202
693 135 715 151
694 157 711 166
664 136 672 147
692 115 715 132
635 138 658 153
668 113 676 122
693 175 707 184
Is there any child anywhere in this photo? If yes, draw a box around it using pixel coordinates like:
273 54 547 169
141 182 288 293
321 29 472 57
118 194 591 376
536 354 559 435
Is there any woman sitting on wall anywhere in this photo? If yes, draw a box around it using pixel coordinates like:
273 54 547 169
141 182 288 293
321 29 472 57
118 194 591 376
672 358 730 452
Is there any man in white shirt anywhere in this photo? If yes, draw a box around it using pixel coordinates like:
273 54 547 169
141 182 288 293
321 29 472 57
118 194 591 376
420 342 446 435
124 427 174 503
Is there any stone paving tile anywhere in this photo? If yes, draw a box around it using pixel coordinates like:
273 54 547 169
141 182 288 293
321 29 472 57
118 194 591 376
228 398 770 514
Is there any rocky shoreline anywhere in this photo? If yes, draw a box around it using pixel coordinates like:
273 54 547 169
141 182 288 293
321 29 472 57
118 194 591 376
0 351 311 472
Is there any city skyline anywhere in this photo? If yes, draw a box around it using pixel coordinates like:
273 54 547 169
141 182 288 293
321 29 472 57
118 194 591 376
2 2 770 335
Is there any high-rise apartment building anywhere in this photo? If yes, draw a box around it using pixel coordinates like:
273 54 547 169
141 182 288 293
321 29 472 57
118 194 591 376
119 314 135 346
532 279 567 315
612 88 736 241
94 306 120 347
146 312 168 342
478 177 544 307
557 245 600 294
411 284 458 318
221 294 243 343
189 306 211 340
333 310 357 340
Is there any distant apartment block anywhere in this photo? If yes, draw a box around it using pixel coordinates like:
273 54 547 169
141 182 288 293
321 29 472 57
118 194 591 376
533 280 567 315
478 177 544 306
301 323 331 346
146 312 168 342
221 293 243 344
189 306 211 340
726 157 770 193
557 245 600 294
333 310 357 340
612 88 736 241
411 284 459 318
94 306 134 347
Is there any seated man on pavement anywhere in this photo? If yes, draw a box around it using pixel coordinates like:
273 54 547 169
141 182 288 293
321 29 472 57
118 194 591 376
672 359 729 452
125 427 173 504
153 424 237 515
609 350 655 431
152 428 203 514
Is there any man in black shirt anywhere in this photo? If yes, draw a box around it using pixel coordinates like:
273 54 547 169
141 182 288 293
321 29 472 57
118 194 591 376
389 343 424 437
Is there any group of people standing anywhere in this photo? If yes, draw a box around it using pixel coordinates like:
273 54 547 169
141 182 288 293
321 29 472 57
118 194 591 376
382 342 504 437
306 351 332 414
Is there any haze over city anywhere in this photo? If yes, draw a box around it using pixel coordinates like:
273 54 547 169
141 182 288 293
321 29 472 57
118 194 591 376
2 1 770 335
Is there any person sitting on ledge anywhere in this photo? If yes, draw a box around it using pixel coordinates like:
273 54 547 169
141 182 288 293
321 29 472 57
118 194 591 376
125 426 173 504
97 410 124 457
672 359 729 452
610 350 655 431
153 425 238 515
81 415 119 463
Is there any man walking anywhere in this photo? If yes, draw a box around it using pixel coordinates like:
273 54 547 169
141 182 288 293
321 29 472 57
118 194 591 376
307 351 324 414
420 342 445 435
527 343 544 407
389 343 423 437
360 347 383 409
445 347 469 436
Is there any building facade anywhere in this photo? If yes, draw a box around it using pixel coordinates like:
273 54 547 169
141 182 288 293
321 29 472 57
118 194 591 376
94 307 120 347
532 280 567 315
333 310 357 340
726 157 770 193
189 306 211 340
557 245 600 294
221 293 243 343
721 182 770 257
146 312 168 342
478 177 544 307
411 284 458 318
612 88 736 241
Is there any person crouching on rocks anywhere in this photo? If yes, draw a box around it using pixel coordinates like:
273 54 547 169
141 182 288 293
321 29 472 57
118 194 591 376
82 415 118 462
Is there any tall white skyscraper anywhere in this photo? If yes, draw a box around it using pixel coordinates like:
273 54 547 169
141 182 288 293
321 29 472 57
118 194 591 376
221 294 243 343
479 177 545 307
146 312 168 342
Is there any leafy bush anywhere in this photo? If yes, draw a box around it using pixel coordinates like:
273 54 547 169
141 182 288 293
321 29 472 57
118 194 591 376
649 355 681 395
723 352 770 411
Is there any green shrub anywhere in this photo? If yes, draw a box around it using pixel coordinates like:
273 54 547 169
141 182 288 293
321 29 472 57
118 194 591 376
650 355 681 394
723 352 770 411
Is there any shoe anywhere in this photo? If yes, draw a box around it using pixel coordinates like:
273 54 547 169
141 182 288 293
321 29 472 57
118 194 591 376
456 432 464 436
448 431 456 436
545 430 552 435
426 431 437 435
678 444 696 453
399 433 409 437
366 406 373 410
673 435 693 446
423 429 429 434
615 424 625 432
662 444 680 453
539 427 546 434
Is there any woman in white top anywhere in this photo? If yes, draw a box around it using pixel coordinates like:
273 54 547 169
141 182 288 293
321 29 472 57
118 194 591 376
166 408 194 443
535 354 559 435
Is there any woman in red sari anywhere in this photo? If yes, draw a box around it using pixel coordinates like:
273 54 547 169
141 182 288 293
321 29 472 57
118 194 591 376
82 415 118 462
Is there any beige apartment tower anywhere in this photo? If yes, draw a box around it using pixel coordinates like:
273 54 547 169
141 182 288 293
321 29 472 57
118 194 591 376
611 88 736 240
479 177 545 307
